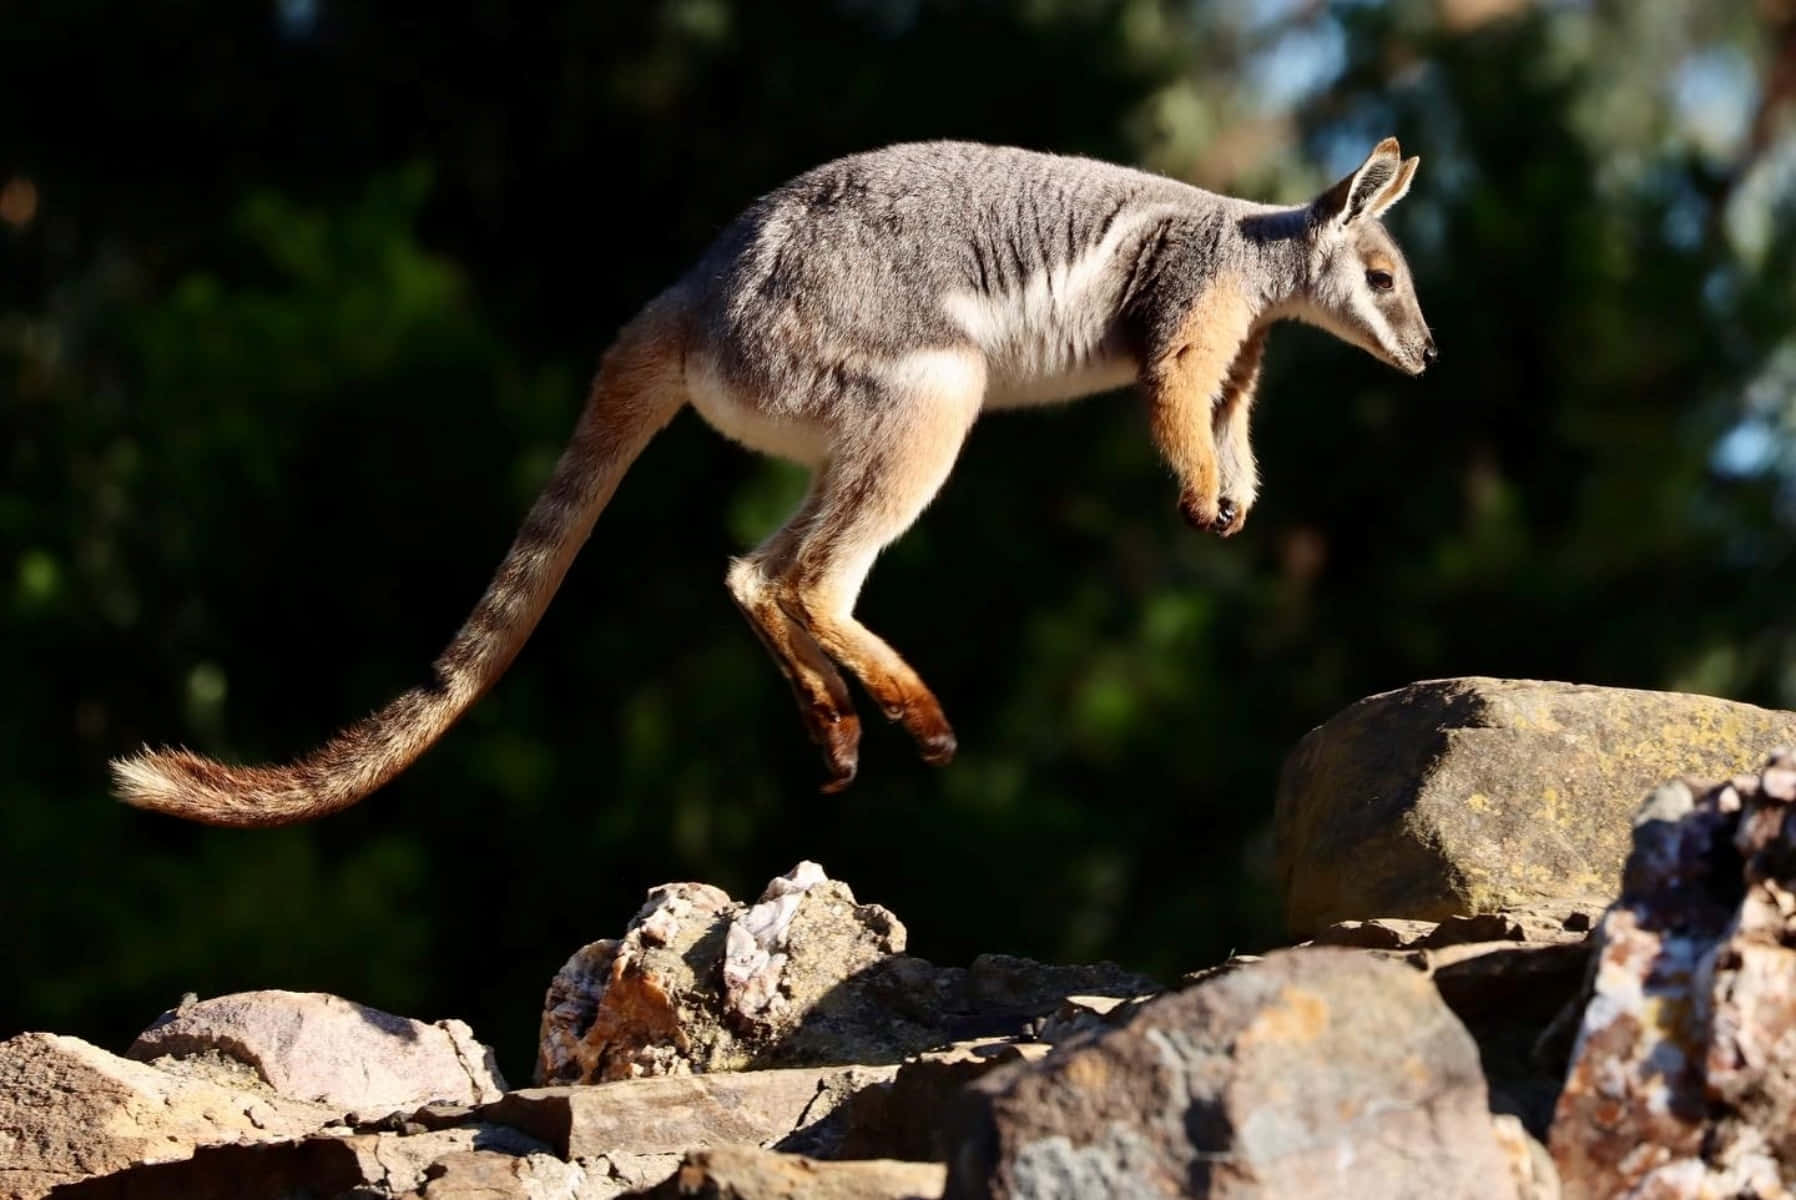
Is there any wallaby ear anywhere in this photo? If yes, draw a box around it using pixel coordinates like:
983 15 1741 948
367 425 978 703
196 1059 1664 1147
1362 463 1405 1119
1366 156 1420 219
1311 137 1406 230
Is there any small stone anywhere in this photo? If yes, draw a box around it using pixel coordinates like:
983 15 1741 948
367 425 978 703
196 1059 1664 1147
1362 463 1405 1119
478 1065 897 1159
407 1149 590 1199
832 1041 1051 1163
1419 901 1603 949
638 1146 946 1200
1035 995 1149 1045
1314 918 1438 948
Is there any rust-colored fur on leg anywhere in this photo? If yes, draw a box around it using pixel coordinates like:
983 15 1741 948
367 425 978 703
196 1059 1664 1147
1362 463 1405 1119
110 297 691 826
726 506 863 791
1144 277 1258 533
729 358 979 788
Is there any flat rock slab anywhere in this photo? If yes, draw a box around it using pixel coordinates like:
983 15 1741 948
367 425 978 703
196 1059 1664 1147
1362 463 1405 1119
130 990 507 1114
1275 677 1796 934
480 1065 899 1159
0 1032 339 1199
946 947 1523 1199
404 1149 596 1199
638 1146 946 1200
43 1125 554 1200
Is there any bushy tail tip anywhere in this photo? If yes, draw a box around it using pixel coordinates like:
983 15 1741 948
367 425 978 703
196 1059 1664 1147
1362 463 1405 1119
109 747 336 828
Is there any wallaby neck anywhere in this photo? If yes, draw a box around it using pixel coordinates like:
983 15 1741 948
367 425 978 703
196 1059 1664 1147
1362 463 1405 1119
1236 205 1314 315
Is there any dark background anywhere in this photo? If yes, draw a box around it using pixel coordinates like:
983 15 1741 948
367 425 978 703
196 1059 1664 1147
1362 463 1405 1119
7 0 1796 1082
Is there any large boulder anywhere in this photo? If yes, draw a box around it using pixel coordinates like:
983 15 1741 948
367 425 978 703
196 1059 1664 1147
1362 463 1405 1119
1276 677 1796 934
129 990 508 1114
0 1032 339 1199
1549 752 1796 1196
537 862 1156 1084
945 947 1531 1199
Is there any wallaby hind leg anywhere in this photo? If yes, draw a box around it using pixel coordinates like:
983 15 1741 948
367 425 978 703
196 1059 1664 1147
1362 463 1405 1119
770 372 981 782
726 496 862 790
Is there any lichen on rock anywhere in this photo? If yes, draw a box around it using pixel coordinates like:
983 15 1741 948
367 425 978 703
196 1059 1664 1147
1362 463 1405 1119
1550 751 1796 1197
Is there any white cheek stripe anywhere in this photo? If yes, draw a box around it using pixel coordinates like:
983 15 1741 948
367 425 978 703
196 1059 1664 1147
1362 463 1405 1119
1352 291 1398 355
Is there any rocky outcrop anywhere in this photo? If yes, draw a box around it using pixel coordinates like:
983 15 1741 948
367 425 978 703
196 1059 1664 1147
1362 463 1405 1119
5 853 1584 1200
1276 678 1796 934
1550 751 1796 1197
0 1032 340 1199
35 691 1796 1198
538 863 904 1082
945 948 1529 1199
537 862 1157 1085
130 990 508 1114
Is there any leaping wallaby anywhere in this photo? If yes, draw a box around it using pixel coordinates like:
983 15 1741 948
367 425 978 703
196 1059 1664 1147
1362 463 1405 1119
112 137 1434 825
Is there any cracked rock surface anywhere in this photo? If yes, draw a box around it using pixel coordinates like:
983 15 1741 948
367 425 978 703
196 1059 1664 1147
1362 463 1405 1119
1551 751 1796 1198
945 947 1527 1200
0 1031 341 1198
129 989 508 1114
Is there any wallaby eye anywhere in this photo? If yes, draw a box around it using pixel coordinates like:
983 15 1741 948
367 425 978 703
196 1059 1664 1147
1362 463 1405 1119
1366 269 1394 292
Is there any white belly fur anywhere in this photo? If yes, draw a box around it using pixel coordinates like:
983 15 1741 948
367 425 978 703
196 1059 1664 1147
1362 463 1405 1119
982 354 1138 409
686 355 832 467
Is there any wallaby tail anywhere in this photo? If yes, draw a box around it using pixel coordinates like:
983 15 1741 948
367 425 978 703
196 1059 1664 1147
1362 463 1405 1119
110 299 690 827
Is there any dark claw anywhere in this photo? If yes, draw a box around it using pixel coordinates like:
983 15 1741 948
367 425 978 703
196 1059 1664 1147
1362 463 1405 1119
1214 498 1239 529
919 727 958 767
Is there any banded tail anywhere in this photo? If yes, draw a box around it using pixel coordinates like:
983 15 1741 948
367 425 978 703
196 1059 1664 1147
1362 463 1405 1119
110 302 689 827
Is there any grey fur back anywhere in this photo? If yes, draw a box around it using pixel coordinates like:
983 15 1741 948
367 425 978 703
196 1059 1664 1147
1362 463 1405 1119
681 142 1305 427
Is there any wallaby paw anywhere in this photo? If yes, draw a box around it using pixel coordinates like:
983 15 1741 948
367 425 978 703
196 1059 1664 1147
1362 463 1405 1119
916 723 957 767
892 702 956 766
1178 489 1222 532
1213 496 1249 537
813 710 862 794
1183 488 1249 537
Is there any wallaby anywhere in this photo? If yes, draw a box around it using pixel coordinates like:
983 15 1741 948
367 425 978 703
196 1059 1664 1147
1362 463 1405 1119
112 137 1434 826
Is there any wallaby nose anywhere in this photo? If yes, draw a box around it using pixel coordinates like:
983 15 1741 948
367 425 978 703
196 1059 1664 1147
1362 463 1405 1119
1421 341 1438 369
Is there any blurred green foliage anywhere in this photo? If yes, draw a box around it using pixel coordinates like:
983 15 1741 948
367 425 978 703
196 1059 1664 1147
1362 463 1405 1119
6 0 1796 1080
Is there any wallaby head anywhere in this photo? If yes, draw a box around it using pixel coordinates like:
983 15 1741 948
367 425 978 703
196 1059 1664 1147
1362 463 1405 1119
1296 137 1436 376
